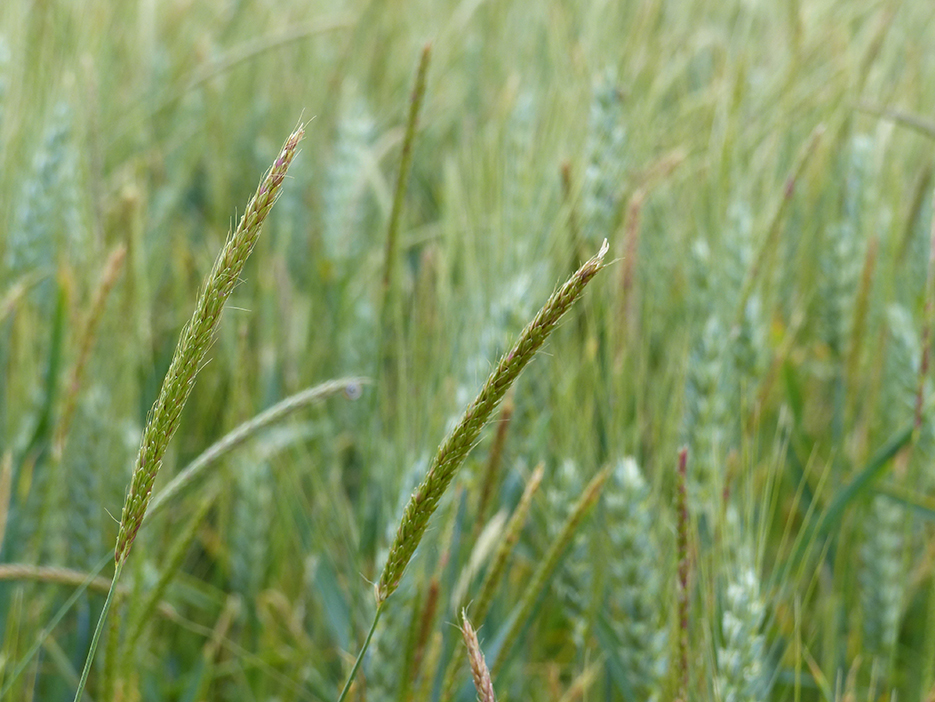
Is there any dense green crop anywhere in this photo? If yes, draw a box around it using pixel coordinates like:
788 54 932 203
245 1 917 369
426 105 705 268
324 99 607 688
1 1 934 700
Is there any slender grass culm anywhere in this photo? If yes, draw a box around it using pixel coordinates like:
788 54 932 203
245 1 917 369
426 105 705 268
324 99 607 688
71 124 305 702
336 240 609 702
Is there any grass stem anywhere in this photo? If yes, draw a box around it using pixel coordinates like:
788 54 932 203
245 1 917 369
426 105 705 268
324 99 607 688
336 604 383 702
72 560 123 701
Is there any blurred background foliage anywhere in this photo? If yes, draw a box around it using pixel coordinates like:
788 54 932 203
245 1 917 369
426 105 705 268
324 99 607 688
2 0 935 700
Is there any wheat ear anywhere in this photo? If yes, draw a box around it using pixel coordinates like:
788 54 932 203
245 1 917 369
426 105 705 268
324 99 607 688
114 126 304 565
376 240 609 604
336 241 609 702
72 125 303 702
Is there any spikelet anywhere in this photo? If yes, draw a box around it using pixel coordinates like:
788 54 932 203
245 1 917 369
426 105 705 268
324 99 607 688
716 564 769 702
543 459 590 647
230 459 273 603
820 135 874 358
114 126 304 565
605 458 668 701
881 305 923 429
682 315 731 516
859 494 905 664
581 69 626 244
716 519 770 702
7 103 84 294
322 96 374 265
461 613 497 702
376 243 607 604
881 306 935 477
721 203 766 387
691 202 765 405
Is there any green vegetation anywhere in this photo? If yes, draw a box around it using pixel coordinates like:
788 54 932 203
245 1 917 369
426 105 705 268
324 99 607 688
1 1 934 700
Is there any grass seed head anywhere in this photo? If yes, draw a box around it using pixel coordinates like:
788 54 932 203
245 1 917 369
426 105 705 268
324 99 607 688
375 241 608 604
114 126 304 565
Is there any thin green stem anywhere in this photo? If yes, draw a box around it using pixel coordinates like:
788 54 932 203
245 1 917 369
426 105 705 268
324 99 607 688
72 561 123 702
734 123 823 329
381 43 431 298
379 43 431 424
491 466 609 678
146 377 366 520
336 604 384 702
0 553 111 699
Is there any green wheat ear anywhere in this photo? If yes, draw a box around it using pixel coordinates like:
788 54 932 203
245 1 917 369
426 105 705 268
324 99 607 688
113 127 304 566
376 240 609 605
716 534 769 702
70 124 305 702
606 458 669 701
339 243 608 702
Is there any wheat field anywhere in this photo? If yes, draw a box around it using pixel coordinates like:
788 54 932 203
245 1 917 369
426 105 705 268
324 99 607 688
1 1 935 700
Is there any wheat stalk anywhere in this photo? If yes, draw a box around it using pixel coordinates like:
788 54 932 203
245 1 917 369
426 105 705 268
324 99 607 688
145 376 366 521
54 243 127 461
